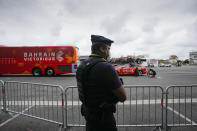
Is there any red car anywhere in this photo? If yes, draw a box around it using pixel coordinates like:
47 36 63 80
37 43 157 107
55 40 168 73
115 64 147 76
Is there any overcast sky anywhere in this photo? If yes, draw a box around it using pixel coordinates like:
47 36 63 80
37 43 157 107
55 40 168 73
0 0 197 60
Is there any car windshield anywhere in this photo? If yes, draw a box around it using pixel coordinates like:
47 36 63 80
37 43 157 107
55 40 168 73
124 64 130 68
117 65 125 68
135 65 141 67
118 64 130 68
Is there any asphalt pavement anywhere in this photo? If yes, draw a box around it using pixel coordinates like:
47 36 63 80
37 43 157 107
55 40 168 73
0 65 197 131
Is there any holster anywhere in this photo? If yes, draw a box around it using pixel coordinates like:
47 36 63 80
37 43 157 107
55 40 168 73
99 103 116 124
81 104 86 116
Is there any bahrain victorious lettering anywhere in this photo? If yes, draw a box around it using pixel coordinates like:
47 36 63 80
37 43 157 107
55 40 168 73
56 51 64 62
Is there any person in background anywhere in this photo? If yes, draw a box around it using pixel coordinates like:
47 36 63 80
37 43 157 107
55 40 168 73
147 68 156 77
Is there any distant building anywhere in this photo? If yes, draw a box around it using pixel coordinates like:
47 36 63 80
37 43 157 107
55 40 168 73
189 52 197 64
147 59 158 67
169 55 178 64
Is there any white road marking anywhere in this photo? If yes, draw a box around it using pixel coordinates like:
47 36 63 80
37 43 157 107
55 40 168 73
5 101 63 106
0 105 34 127
4 98 197 106
167 106 197 125
1 99 197 127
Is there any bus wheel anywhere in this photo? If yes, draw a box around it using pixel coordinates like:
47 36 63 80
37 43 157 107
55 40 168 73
32 68 42 76
45 68 54 76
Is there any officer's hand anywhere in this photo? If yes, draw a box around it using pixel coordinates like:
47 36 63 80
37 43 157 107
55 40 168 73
120 78 124 85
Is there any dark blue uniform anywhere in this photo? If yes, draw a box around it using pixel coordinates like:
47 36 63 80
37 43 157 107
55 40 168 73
85 55 121 105
77 55 122 131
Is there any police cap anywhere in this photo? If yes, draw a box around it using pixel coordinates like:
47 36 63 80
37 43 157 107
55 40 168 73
91 35 114 46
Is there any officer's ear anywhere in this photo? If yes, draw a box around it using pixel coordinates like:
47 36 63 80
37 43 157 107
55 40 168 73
99 46 105 53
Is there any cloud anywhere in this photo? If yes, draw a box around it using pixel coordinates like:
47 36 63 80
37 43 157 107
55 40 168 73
142 17 160 33
101 10 132 34
50 24 62 37
0 0 197 60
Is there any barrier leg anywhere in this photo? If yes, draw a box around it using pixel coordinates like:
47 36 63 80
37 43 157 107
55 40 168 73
2 82 6 112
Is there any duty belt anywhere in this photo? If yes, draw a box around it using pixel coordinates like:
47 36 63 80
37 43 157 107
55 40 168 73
83 103 116 113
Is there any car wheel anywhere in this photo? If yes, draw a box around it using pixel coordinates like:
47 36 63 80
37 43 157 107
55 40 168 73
138 70 142 76
45 68 54 76
32 68 42 76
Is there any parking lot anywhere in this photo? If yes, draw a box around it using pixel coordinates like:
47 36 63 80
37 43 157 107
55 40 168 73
0 65 197 131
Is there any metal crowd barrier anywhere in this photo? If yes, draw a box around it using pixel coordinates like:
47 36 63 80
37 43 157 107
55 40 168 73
165 85 197 131
3 81 65 130
0 80 4 112
2 80 197 131
64 85 164 130
64 86 85 129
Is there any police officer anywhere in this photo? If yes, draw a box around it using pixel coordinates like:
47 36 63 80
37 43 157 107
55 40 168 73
76 35 127 131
